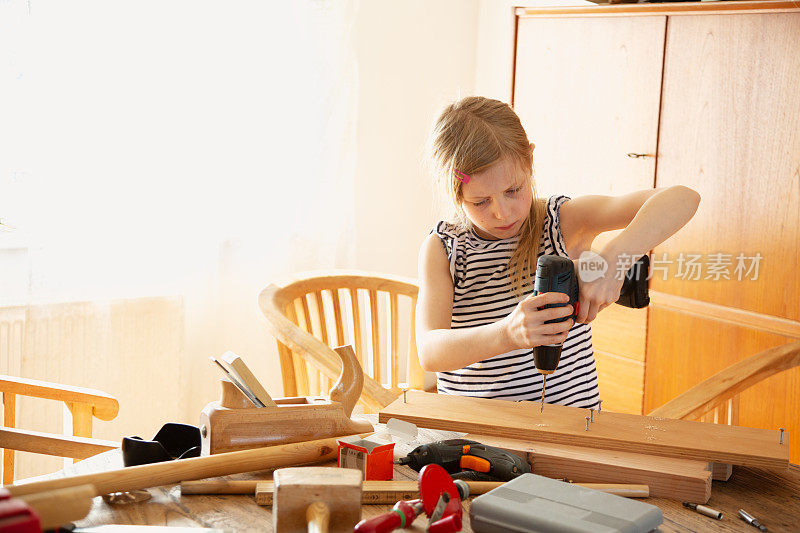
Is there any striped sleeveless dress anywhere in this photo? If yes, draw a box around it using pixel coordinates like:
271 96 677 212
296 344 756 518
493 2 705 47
433 195 601 408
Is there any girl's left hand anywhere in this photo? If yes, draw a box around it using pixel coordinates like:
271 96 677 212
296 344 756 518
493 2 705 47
573 256 625 324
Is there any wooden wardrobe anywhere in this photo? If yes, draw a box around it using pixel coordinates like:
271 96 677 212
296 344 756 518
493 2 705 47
512 1 800 463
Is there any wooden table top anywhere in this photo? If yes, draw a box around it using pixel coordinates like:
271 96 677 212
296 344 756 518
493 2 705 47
50 422 800 532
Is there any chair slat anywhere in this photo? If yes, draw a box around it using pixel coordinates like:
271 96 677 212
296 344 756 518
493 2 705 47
299 296 313 336
408 296 424 390
286 302 309 396
369 289 380 383
276 342 297 398
390 293 399 389
315 292 329 346
349 289 363 365
730 395 740 426
331 290 345 346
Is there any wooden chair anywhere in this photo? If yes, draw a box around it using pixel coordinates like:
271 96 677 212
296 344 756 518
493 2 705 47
649 340 800 424
1 375 120 483
259 270 425 412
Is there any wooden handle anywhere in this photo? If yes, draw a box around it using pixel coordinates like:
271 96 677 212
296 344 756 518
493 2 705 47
17 484 95 529
329 346 363 418
3 436 343 497
306 501 330 533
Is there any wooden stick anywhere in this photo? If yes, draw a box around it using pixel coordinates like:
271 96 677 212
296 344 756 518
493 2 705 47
3 437 344 497
467 433 711 503
16 484 95 530
253 479 648 505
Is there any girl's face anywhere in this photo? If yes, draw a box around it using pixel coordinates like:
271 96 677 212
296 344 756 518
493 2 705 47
460 156 533 240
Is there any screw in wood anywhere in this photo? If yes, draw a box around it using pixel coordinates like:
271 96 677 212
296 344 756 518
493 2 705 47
598 400 602 413
402 388 408 403
590 409 594 423
585 416 590 431
780 427 785 445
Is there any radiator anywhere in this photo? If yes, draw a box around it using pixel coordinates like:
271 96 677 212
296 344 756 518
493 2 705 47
0 297 186 480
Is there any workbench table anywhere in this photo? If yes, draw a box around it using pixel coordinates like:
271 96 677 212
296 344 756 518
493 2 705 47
41 420 800 532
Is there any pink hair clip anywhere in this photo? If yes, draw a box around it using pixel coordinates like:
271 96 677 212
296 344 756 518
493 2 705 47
453 169 470 184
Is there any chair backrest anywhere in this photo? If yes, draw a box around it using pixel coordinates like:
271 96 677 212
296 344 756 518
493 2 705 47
648 340 800 425
259 270 423 412
0 375 119 483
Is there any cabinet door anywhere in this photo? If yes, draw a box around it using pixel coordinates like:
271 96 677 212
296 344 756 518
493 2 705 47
514 15 665 199
514 16 666 414
646 13 800 462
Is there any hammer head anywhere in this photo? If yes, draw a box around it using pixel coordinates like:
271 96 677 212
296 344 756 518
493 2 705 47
273 467 362 533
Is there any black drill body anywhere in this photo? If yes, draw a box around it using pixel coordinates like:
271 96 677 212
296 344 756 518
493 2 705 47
532 254 651 374
397 438 531 482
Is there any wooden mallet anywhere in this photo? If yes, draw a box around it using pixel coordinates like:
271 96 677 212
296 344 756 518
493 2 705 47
273 467 362 533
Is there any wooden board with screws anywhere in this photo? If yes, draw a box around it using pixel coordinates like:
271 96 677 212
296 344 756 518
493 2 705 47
378 391 789 469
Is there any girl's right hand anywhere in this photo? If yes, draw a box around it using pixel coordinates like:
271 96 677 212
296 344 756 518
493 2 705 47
501 292 575 349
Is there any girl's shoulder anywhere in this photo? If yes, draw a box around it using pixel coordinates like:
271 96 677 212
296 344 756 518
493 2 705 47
431 220 466 241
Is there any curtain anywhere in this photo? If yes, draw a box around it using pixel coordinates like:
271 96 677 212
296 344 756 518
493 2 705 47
0 0 358 479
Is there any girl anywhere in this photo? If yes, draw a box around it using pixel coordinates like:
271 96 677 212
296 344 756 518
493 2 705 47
417 96 700 408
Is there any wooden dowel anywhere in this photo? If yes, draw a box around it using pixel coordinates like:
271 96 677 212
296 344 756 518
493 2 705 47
17 484 95 530
192 479 650 504
3 436 344 498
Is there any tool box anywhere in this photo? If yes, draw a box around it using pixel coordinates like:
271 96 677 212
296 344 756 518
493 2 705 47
469 473 662 533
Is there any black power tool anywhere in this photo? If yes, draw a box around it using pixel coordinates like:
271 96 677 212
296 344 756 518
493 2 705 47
533 254 650 411
397 438 531 482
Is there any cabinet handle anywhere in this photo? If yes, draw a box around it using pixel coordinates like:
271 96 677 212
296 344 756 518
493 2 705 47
627 153 653 159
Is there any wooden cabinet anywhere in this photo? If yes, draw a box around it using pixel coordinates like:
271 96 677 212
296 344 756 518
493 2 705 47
514 2 800 463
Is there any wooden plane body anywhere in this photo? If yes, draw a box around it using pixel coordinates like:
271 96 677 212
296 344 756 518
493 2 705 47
200 383 373 454
200 345 375 454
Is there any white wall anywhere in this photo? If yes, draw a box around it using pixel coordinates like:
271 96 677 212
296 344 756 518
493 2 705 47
351 1 592 278
351 1 479 278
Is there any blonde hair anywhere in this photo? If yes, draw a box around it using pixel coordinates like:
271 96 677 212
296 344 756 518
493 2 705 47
428 96 546 294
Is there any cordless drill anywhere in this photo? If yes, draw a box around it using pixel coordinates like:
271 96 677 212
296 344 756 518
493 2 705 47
533 254 650 412
397 438 531 481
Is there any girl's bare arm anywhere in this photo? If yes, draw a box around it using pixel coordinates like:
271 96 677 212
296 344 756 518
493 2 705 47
560 185 701 323
416 233 573 372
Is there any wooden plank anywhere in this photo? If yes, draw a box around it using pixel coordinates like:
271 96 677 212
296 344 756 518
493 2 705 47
465 433 711 503
378 391 788 469
0 427 118 459
253 480 648 505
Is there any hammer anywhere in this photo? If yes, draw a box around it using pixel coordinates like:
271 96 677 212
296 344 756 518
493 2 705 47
273 467 363 533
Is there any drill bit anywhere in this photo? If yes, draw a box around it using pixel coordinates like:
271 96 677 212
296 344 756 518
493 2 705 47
540 375 547 413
